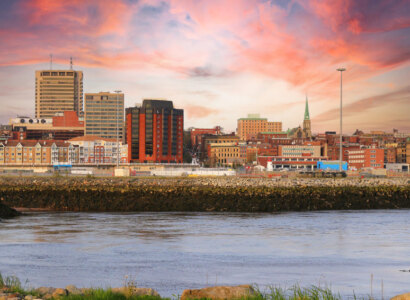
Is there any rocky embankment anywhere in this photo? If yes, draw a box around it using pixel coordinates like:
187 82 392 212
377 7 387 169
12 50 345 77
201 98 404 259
0 176 408 212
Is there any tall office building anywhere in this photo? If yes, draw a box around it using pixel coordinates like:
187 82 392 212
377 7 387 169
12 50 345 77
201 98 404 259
84 92 124 139
125 100 183 163
35 70 83 118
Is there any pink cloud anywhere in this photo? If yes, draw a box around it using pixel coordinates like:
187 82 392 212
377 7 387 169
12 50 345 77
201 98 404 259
313 86 410 131
0 0 408 132
184 105 219 119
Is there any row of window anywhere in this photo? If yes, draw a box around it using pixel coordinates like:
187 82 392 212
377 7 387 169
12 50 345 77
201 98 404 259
41 72 76 76
85 97 123 101
271 158 321 161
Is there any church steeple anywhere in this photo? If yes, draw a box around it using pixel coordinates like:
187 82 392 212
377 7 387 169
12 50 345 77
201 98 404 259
303 96 312 139
304 96 310 120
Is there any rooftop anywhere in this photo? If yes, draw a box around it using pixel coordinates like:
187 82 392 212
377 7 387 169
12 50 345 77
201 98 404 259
1 140 68 147
142 99 174 110
68 135 117 142
238 118 267 121
260 132 287 135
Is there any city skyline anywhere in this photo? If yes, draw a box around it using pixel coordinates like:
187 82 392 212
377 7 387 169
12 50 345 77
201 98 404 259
0 0 409 133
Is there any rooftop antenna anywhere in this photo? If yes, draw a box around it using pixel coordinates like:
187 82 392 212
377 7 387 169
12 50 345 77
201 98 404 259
70 57 73 70
50 54 53 70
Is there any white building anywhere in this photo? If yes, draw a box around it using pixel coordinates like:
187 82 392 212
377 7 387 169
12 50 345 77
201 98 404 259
67 136 127 164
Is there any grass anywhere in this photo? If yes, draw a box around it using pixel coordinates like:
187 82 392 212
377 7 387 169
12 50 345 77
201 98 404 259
254 285 369 300
0 272 26 294
62 289 166 300
53 286 369 300
0 273 372 300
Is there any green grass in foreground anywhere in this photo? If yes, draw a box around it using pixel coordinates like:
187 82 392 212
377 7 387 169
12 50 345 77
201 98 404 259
0 272 370 300
0 272 26 294
59 286 368 300
63 289 166 300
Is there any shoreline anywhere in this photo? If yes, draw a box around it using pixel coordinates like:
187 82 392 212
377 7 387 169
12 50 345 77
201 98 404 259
1 177 409 212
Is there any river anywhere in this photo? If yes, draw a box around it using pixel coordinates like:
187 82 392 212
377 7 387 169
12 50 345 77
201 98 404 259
1 210 409 298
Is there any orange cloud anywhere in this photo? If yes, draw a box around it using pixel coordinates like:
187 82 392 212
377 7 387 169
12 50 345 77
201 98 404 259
184 105 219 119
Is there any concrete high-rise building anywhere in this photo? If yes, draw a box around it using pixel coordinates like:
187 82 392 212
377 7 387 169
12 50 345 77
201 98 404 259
35 70 83 118
125 100 183 163
237 114 282 140
84 92 124 140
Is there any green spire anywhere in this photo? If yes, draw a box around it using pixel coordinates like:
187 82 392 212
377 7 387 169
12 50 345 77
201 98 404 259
304 96 310 120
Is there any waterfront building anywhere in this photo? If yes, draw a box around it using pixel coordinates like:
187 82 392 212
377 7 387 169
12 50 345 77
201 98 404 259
278 144 321 157
67 136 125 164
9 111 84 141
0 140 78 165
84 92 124 140
385 163 409 172
125 100 183 163
237 114 282 141
257 155 327 171
208 143 245 167
347 148 384 170
201 134 240 162
35 70 83 118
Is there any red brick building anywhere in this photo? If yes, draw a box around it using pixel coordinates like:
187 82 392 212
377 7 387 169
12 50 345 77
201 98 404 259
52 111 84 127
385 147 397 163
125 100 183 163
328 143 361 161
347 148 384 170
269 138 293 146
257 132 288 143
190 126 221 147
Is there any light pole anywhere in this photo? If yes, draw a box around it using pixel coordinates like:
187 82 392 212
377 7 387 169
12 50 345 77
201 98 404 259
114 90 122 167
337 68 346 172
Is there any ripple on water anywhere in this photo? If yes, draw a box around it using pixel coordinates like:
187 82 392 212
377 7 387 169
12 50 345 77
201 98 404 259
0 210 410 298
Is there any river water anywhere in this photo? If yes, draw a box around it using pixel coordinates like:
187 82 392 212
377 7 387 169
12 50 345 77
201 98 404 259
0 210 409 298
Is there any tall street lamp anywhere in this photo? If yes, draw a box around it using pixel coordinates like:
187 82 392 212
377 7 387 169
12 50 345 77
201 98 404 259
337 68 346 172
114 90 122 168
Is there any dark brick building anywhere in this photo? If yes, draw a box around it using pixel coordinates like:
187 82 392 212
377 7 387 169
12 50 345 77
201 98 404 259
125 100 183 163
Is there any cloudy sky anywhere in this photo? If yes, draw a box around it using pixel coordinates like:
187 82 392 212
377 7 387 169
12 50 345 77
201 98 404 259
0 0 409 133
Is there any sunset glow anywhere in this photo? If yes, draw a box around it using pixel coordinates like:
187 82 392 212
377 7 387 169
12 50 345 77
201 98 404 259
0 0 409 132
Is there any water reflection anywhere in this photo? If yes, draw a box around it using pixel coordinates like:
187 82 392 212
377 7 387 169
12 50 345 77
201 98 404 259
0 210 409 298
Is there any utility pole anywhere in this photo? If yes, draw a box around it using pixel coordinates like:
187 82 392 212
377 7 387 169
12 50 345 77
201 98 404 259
337 67 346 172
114 90 122 167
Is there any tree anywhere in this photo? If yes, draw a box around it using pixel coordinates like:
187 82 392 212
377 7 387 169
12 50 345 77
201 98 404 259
183 130 193 163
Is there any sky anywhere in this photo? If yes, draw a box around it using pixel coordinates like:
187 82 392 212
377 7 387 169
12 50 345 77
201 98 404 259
0 0 409 134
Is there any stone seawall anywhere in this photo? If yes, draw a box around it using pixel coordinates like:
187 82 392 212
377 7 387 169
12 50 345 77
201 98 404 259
0 177 408 212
